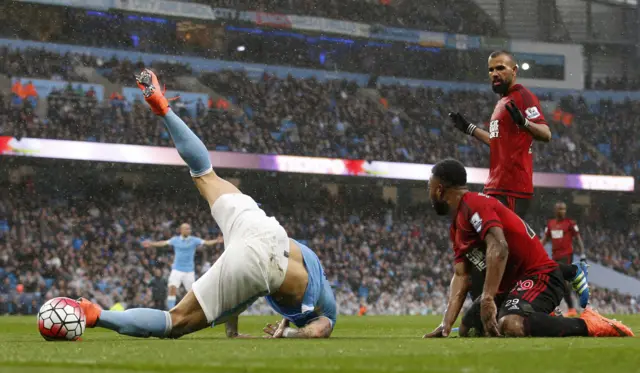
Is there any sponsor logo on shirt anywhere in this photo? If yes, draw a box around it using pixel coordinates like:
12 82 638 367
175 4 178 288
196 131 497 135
466 247 486 271
489 120 499 139
525 106 541 119
470 212 483 233
551 230 564 239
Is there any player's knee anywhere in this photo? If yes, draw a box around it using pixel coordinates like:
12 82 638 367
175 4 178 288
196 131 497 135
498 314 526 337
167 295 208 339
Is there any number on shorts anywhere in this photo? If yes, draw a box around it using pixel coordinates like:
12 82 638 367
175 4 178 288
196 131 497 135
504 299 520 308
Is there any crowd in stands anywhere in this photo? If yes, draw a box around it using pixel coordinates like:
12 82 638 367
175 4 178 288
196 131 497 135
0 177 638 316
2 67 617 178
0 47 90 82
593 77 640 92
193 0 503 37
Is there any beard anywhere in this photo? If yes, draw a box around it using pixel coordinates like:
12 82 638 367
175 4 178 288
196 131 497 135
491 78 510 95
432 198 450 216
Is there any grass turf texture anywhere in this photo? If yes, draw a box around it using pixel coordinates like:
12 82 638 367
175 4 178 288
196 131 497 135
0 315 638 373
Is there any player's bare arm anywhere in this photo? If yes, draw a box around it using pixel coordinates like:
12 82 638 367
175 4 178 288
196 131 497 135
142 240 170 248
471 127 491 146
202 235 223 246
225 315 254 338
268 317 333 339
424 261 470 338
481 226 509 336
575 235 586 257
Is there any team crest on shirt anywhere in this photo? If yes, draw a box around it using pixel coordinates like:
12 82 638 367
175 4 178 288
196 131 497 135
489 120 499 139
525 107 541 119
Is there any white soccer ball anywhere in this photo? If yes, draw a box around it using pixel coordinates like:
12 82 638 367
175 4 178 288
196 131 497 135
37 297 86 341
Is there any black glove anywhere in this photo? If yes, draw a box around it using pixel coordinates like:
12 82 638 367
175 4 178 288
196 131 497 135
505 100 526 128
448 112 477 135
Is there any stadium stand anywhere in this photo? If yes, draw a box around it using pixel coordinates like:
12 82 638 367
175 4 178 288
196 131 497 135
185 0 504 36
0 60 619 176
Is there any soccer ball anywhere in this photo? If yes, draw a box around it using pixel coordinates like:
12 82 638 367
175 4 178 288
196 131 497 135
37 297 86 341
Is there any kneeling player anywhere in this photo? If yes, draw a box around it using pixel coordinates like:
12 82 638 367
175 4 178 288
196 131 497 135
423 159 632 338
78 70 336 339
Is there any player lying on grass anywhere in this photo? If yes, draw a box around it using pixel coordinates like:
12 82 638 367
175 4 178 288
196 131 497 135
423 159 633 338
78 69 336 339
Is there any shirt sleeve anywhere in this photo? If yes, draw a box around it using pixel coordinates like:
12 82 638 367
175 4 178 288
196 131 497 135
167 236 177 246
516 89 547 125
195 237 205 246
466 199 503 241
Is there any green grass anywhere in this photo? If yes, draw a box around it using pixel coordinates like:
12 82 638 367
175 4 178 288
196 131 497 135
0 315 639 373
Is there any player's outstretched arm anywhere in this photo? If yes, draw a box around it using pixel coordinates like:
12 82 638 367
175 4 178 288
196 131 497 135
471 127 491 146
275 317 333 339
142 240 170 248
424 261 470 338
202 236 223 247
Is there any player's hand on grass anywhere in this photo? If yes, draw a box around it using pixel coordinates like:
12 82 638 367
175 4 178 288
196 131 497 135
423 323 450 338
480 296 501 337
263 318 289 338
505 101 526 127
448 112 477 136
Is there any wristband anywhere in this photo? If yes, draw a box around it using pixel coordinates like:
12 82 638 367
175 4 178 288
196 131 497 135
282 327 297 338
522 119 531 129
466 123 477 136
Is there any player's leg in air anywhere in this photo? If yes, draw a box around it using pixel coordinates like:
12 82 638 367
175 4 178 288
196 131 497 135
79 69 336 339
491 194 590 309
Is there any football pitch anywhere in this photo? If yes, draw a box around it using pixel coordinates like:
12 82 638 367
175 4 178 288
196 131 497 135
1 315 639 373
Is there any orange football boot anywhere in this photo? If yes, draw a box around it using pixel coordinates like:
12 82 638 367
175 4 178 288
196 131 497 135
580 307 634 337
77 297 102 328
135 69 170 116
565 308 578 317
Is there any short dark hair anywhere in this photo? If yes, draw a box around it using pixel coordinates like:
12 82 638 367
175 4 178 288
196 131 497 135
432 158 467 187
489 50 518 66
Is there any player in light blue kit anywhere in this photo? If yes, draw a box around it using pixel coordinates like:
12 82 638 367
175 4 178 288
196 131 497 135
78 69 336 339
262 240 337 338
142 223 222 309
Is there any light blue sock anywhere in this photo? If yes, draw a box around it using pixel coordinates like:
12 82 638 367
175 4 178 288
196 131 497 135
162 110 212 176
167 296 176 310
97 309 172 338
